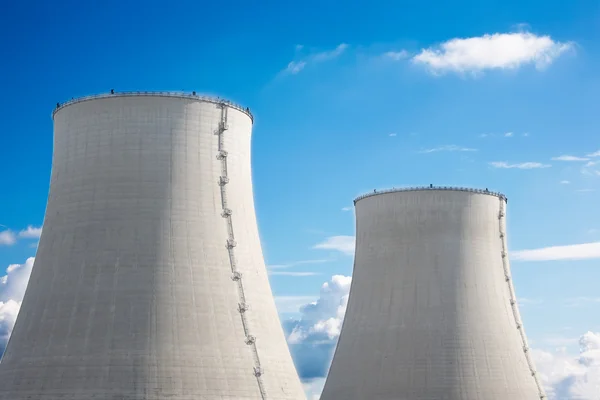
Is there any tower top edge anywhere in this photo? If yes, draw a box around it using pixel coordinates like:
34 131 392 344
354 186 507 205
51 91 254 122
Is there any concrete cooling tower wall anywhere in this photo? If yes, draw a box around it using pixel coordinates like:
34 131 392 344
320 187 545 400
0 92 306 400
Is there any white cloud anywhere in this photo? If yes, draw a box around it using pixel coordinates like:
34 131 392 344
587 150 600 157
512 241 600 261
0 257 35 353
383 50 409 60
518 297 544 306
419 145 478 153
552 155 590 161
303 378 326 400
284 44 348 75
0 230 16 246
283 275 352 388
504 131 514 137
286 61 307 74
533 331 600 400
313 236 355 256
18 225 42 239
560 180 571 184
581 160 600 176
274 296 317 314
341 206 352 212
490 161 551 169
388 133 397 137
268 259 329 270
412 31 573 75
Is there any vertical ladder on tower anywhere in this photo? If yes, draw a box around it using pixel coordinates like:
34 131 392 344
216 103 267 399
498 197 546 400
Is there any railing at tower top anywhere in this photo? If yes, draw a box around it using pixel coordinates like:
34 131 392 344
51 91 253 122
354 185 507 204
215 103 267 399
498 198 547 399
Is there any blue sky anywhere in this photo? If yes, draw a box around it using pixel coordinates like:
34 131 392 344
1 1 600 398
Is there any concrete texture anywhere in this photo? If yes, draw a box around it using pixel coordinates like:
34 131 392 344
0 93 306 400
320 187 545 400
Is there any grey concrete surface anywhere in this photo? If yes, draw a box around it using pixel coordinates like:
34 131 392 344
320 188 545 400
0 93 306 400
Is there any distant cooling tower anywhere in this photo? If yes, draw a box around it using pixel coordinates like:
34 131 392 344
0 92 306 400
320 187 545 400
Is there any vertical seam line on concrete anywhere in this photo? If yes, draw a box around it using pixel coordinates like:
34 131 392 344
498 197 546 399
216 103 267 399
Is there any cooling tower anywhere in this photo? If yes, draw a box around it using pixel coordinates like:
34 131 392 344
0 92 306 400
320 187 545 400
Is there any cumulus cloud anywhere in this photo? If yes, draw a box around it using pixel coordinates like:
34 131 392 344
412 31 573 75
274 296 317 314
284 275 351 385
0 230 16 246
18 225 42 239
533 331 600 400
419 145 477 153
284 44 348 75
490 161 551 169
0 257 35 354
313 236 355 256
512 242 600 261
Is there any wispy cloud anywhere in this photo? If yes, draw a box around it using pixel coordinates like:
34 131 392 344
383 50 409 61
564 297 600 307
388 133 397 137
581 160 600 176
313 236 355 256
419 145 477 153
512 241 600 261
518 297 544 306
341 207 353 212
412 31 574 75
268 259 330 270
560 180 571 184
18 226 42 239
552 155 590 161
0 230 16 246
479 132 519 138
587 150 600 157
284 43 348 75
490 161 551 169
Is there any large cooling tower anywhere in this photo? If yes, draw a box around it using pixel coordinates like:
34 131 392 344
320 187 545 400
0 92 306 400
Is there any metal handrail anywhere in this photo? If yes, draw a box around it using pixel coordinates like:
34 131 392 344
354 186 507 204
51 91 253 122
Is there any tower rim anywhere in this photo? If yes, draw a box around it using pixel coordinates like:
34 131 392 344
51 91 253 122
354 186 507 205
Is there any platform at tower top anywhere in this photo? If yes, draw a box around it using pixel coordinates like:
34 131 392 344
51 91 253 121
354 186 507 205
